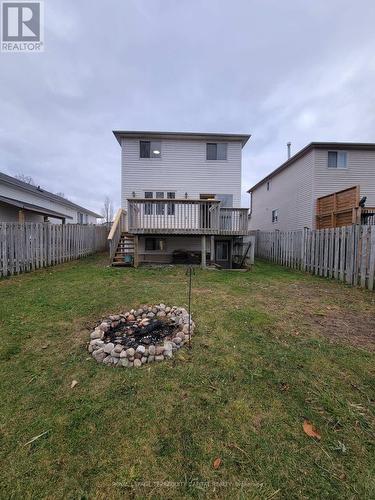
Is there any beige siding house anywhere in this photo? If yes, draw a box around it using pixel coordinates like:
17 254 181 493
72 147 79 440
248 142 375 231
111 131 250 267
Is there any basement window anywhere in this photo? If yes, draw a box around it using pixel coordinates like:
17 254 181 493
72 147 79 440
272 209 279 223
328 151 347 168
145 238 166 251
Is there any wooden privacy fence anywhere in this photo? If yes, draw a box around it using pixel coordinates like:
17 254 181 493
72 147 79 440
255 225 375 291
0 223 108 277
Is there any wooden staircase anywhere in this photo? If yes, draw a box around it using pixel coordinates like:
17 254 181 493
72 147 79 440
112 233 135 267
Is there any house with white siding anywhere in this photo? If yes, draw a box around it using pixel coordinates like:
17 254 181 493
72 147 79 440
0 171 102 224
248 142 375 231
110 130 250 267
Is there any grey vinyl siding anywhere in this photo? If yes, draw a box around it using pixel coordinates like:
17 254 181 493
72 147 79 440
313 149 375 207
249 150 315 231
121 138 242 210
0 183 98 223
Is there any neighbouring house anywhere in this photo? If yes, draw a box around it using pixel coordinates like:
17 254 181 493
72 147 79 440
110 130 250 267
248 142 375 231
0 171 102 224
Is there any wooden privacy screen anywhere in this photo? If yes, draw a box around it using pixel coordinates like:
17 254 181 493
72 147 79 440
316 186 360 229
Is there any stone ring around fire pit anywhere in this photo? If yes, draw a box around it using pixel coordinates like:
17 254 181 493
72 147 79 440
88 304 195 368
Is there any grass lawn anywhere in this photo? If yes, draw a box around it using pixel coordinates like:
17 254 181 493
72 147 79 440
0 254 374 499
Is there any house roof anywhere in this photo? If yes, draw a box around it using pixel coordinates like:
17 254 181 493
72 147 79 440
0 171 102 218
113 130 251 147
247 142 375 193
0 195 73 220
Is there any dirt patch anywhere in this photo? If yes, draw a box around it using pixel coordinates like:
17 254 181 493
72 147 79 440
309 310 375 351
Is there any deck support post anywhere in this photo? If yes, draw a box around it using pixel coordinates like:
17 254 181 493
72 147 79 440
210 236 215 264
201 235 206 268
133 235 139 268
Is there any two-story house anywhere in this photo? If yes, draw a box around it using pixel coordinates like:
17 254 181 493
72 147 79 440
110 131 250 267
248 142 375 231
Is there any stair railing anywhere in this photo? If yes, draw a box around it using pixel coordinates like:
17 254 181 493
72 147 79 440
108 208 127 262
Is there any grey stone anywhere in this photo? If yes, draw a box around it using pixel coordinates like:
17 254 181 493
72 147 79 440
90 329 103 340
120 358 129 367
165 306 171 313
136 345 146 355
120 350 128 358
93 349 107 362
103 343 114 354
102 356 112 364
110 349 121 358
148 345 156 356
134 359 142 368
155 345 165 356
148 355 155 363
98 322 110 332
159 303 166 309
155 355 164 362
128 356 135 362
141 356 148 364
147 312 155 318
126 348 135 357
114 344 123 353
112 357 119 365
136 308 143 317
173 337 181 345
157 310 166 318
152 307 158 314
128 361 134 367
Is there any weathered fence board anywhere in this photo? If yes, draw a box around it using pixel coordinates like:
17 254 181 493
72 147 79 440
0 223 108 278
255 225 375 291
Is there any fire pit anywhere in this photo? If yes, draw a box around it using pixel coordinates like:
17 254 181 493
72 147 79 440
88 304 195 368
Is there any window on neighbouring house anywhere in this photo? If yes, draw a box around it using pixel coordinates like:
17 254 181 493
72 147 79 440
266 181 271 191
140 140 161 158
272 209 279 223
206 143 227 160
328 151 347 168
77 212 84 224
144 191 153 215
145 238 166 251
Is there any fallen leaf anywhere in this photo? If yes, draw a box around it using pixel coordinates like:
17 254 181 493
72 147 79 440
213 457 222 469
303 419 321 440
71 380 78 389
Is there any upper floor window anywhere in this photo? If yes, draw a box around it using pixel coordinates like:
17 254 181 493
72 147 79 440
140 140 161 158
206 143 227 160
272 209 279 223
328 151 347 169
266 181 271 191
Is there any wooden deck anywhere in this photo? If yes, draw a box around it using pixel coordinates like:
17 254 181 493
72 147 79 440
127 199 248 236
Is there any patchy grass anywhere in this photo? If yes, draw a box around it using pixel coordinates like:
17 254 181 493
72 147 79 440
0 255 374 498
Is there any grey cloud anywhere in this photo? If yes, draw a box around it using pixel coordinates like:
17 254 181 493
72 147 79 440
0 0 374 211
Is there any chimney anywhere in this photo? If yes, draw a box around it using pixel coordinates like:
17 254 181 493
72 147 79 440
287 142 291 159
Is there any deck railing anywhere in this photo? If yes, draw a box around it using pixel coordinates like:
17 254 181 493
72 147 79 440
108 208 127 261
361 208 375 226
127 199 248 235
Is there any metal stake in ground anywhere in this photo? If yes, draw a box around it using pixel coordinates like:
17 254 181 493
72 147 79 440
185 266 194 349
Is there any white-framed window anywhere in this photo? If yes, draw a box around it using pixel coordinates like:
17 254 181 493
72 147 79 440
77 212 84 224
328 151 347 168
206 143 227 160
144 191 153 215
144 191 176 216
145 238 166 251
272 209 279 223
140 140 162 158
266 181 271 191
167 191 175 215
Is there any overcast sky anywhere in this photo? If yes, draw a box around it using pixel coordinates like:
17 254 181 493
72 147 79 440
1 0 375 213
